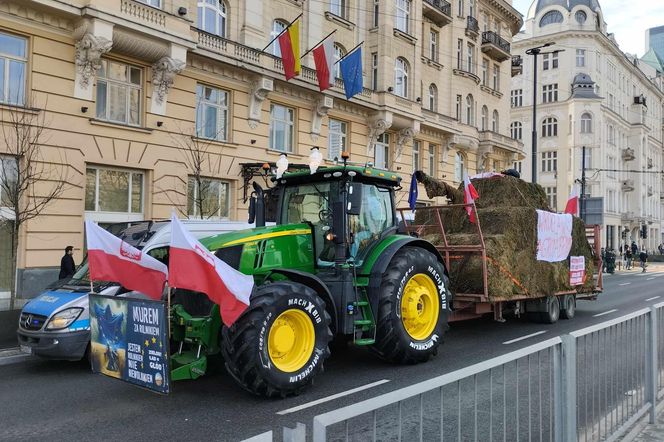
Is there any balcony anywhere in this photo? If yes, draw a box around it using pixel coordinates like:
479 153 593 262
621 179 635 192
621 211 635 221
511 55 523 76
422 0 452 27
622 147 635 161
481 31 511 61
452 60 480 84
479 130 525 158
466 16 479 38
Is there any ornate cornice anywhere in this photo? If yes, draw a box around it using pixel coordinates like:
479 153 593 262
248 77 273 129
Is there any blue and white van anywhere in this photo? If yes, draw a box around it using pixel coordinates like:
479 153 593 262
16 220 256 360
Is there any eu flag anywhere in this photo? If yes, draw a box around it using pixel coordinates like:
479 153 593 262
408 172 418 212
340 48 363 99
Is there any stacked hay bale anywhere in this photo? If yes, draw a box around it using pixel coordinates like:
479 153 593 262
414 172 596 299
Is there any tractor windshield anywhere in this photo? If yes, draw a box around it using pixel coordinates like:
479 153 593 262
349 184 394 262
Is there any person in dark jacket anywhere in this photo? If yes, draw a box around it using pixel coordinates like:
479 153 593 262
59 246 76 280
631 241 638 256
639 249 648 273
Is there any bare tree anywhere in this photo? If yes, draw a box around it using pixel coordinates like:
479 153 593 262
0 96 69 310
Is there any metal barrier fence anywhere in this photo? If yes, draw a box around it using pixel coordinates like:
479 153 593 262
308 303 664 442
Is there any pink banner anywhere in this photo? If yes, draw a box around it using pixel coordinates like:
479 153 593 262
536 210 573 262
569 256 586 286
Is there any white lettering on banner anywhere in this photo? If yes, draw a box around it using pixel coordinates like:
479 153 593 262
570 256 586 285
536 210 573 262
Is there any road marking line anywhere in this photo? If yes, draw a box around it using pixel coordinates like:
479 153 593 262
646 296 661 301
647 277 655 281
593 309 618 317
619 283 631 286
276 379 391 415
503 331 546 345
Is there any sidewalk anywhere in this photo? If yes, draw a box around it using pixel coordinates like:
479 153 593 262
631 409 664 441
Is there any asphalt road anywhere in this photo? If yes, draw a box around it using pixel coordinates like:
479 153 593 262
2 266 664 442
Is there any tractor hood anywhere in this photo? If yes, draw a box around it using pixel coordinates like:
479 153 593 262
199 223 315 277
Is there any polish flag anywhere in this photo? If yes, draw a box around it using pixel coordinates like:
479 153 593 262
313 38 335 91
85 220 168 300
168 214 253 326
564 184 580 216
463 176 480 224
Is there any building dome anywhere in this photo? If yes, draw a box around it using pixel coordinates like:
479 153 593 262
527 0 602 20
572 73 601 99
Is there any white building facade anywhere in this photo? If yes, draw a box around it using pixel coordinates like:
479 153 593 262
510 0 664 251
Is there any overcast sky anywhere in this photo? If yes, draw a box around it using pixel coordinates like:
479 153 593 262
512 0 664 56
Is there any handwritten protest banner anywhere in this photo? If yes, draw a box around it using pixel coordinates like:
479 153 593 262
569 256 586 285
536 210 573 262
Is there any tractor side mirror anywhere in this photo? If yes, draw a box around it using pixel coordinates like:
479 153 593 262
248 196 256 224
347 183 363 215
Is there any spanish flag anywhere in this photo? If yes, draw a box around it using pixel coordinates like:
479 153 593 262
278 19 301 80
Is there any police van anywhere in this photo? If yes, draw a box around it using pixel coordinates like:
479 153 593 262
16 220 255 361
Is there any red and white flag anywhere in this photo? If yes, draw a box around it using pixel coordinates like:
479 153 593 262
564 184 579 216
85 220 168 300
168 214 253 327
312 37 335 91
463 176 480 224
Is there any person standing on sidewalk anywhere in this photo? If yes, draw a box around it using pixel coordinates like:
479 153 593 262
625 248 633 270
58 246 75 280
640 249 648 273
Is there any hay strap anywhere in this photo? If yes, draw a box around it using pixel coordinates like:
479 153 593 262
486 256 530 296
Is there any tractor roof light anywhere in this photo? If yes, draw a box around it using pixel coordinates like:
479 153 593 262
341 151 350 160
309 147 322 174
276 154 289 179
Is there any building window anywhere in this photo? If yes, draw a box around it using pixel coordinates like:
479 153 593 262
492 110 499 132
510 121 522 140
333 44 346 79
197 0 228 37
395 0 411 34
328 119 347 160
465 94 474 125
580 112 592 133
454 152 465 182
575 10 587 24
195 84 228 141
395 57 409 98
511 89 523 107
544 186 557 208
85 167 144 218
373 0 380 27
581 146 592 169
542 117 558 137
541 151 557 172
96 59 142 126
270 20 288 56
429 30 438 61
412 140 420 171
329 0 347 19
481 59 488 86
469 0 475 16
481 106 488 131
428 84 437 111
456 95 462 120
371 52 378 90
374 133 390 169
428 145 436 176
187 176 230 219
457 39 463 70
0 32 27 106
269 103 294 152
137 0 161 7
457 0 464 17
542 84 558 103
539 10 563 27
492 65 499 90
576 49 586 67
0 156 16 211
467 43 475 73
542 51 559 70
513 161 522 174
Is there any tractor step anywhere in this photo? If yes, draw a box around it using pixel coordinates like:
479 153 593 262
352 301 369 307
354 338 375 346
353 319 373 326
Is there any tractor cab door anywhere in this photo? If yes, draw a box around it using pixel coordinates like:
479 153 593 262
348 183 395 264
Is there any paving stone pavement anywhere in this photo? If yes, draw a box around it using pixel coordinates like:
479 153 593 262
632 412 664 442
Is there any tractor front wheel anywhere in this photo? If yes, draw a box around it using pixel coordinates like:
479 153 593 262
222 281 332 398
371 247 449 364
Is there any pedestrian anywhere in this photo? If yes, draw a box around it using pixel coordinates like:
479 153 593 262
639 249 648 273
625 248 633 270
631 241 638 256
59 245 76 280
601 247 606 273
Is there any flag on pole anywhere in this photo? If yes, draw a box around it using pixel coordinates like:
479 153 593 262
340 47 363 99
408 172 418 212
564 184 580 216
85 220 168 300
168 214 253 327
278 19 301 80
312 37 335 91
463 176 480 224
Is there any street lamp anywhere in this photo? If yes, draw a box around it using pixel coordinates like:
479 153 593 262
525 42 555 184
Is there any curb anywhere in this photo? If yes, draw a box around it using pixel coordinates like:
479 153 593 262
0 347 31 366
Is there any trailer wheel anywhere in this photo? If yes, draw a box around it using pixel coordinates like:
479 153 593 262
540 296 560 324
371 247 449 364
222 281 332 398
560 295 576 320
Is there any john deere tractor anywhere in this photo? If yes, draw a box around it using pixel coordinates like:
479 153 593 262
171 161 450 397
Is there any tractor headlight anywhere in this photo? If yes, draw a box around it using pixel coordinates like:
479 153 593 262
46 308 83 330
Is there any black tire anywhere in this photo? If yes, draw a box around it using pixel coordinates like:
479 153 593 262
560 295 576 320
222 281 332 398
371 247 449 364
540 296 560 324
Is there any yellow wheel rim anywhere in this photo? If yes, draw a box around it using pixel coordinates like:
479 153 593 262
268 309 315 373
401 273 440 340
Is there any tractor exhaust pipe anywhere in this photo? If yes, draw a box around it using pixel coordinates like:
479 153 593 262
252 182 266 227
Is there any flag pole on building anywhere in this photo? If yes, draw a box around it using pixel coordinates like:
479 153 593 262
301 29 337 59
334 41 364 65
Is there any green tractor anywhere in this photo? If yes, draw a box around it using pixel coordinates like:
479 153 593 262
170 162 451 397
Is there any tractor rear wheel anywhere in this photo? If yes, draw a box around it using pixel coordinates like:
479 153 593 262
371 247 449 364
222 281 332 398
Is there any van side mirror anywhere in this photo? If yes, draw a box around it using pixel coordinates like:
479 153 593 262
347 183 362 215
